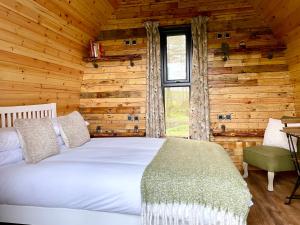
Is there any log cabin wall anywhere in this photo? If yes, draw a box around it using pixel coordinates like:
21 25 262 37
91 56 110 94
250 0 300 115
80 0 296 168
0 0 114 115
286 29 300 116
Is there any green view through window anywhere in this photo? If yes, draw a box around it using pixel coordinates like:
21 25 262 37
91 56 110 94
160 26 192 137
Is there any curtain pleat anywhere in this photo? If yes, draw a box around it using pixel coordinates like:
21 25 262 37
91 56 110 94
190 16 210 141
145 21 165 138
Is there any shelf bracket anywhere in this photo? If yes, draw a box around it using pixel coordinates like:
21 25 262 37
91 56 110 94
130 58 134 67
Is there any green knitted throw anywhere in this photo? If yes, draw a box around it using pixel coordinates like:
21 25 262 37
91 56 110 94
141 138 252 225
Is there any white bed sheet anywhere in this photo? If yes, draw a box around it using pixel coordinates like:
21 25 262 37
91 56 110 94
0 137 165 215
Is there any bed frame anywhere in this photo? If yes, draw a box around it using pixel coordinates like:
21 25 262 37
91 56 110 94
0 103 140 225
0 103 57 128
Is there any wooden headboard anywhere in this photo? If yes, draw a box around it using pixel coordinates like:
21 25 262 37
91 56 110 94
0 103 57 128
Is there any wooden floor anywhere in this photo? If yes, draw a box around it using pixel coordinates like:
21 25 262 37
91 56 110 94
247 171 300 225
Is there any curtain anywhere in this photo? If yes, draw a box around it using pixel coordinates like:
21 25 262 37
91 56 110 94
190 16 210 141
144 21 165 138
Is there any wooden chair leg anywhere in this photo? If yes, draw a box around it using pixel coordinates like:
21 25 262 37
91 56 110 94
268 171 275 191
243 162 248 178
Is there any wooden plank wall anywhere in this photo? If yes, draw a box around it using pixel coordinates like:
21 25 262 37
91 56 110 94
0 0 114 115
81 45 147 135
249 0 300 115
286 28 300 115
80 0 296 168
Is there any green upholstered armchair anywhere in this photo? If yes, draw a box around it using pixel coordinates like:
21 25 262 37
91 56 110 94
243 117 300 191
243 145 296 191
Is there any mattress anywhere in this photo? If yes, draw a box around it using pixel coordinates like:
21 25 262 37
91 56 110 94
0 137 165 215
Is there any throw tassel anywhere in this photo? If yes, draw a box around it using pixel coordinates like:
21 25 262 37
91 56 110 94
142 203 247 225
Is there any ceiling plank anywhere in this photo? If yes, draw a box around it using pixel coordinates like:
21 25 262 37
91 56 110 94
249 0 300 39
107 0 119 9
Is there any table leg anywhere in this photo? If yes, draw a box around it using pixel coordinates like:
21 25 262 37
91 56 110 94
285 134 300 204
285 176 300 205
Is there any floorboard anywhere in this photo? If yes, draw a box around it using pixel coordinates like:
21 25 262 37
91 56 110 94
247 171 300 225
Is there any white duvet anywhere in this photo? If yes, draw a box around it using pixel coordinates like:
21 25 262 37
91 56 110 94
0 138 165 215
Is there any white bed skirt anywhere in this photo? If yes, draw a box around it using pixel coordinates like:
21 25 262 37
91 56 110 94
0 204 141 225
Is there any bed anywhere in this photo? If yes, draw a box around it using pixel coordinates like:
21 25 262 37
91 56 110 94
0 103 252 225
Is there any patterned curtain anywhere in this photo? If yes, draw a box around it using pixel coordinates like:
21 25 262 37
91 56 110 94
144 21 166 138
190 16 210 141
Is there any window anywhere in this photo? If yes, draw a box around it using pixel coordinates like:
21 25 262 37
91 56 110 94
160 27 192 137
166 35 187 80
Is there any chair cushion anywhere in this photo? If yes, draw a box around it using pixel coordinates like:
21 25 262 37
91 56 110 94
243 145 295 172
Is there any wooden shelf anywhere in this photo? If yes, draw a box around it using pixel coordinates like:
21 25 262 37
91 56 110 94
91 131 146 138
213 129 264 137
92 130 264 138
83 54 142 65
213 45 286 56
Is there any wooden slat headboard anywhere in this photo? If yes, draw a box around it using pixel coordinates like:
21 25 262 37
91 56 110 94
0 103 57 128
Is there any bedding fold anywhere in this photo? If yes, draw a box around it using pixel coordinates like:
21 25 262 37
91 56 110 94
141 138 252 225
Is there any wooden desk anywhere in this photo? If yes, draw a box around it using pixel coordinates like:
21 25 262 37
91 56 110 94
281 126 300 204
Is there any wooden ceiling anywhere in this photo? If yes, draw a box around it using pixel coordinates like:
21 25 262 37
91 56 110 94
101 0 267 31
249 0 300 38
15 0 298 42
4 0 296 46
101 0 300 41
109 0 257 20
25 0 115 38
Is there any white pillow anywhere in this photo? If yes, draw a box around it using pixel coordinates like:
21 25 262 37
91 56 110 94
0 123 64 152
263 118 300 151
0 148 23 166
51 118 61 136
0 127 21 151
57 135 65 146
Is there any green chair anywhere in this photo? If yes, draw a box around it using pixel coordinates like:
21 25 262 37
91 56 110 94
243 145 296 191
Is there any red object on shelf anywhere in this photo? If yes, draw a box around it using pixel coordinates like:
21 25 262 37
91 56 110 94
93 42 99 58
89 40 95 58
98 43 105 58
89 40 104 58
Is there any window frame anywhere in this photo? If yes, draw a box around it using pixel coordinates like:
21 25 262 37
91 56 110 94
160 26 192 138
160 26 192 87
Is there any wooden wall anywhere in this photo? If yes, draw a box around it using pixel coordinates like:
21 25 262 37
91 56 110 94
80 0 296 168
0 0 296 167
81 43 147 135
0 0 114 115
286 28 300 116
250 0 300 115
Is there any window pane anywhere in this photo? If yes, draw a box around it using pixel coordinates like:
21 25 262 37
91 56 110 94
167 35 187 80
164 87 189 137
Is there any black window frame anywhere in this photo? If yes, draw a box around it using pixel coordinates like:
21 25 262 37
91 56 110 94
160 26 192 138
160 26 192 87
